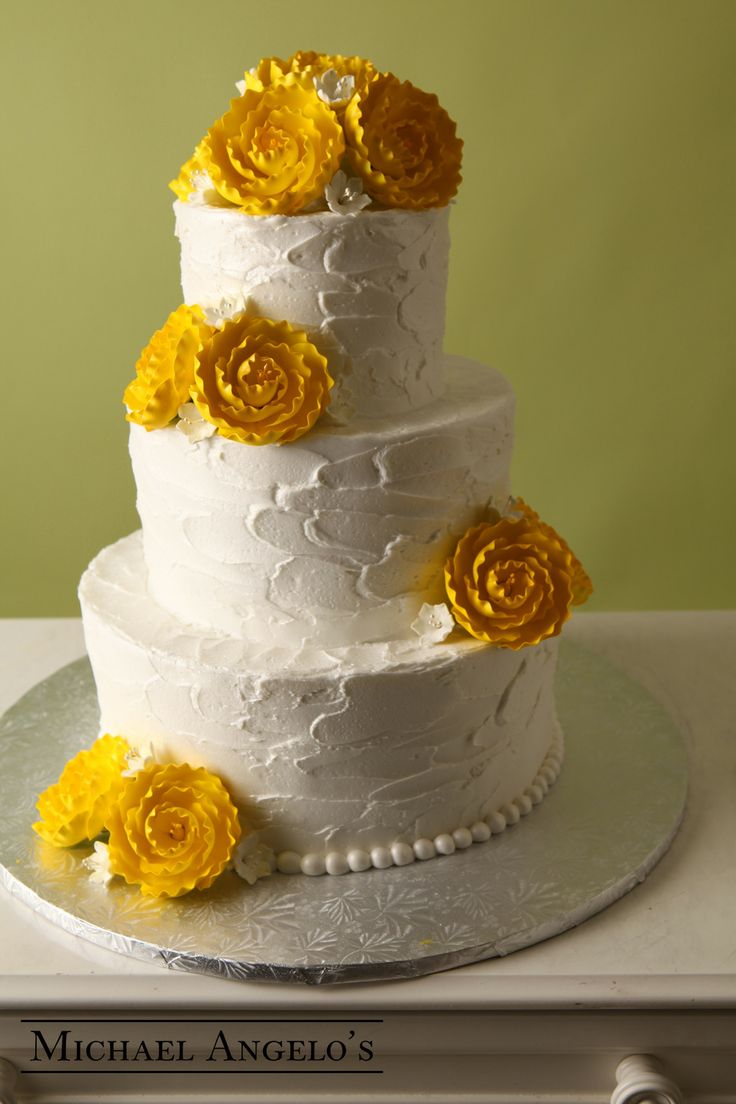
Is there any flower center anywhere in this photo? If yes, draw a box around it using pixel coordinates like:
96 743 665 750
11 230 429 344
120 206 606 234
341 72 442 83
487 562 531 607
246 354 279 386
255 124 287 153
232 352 282 409
169 822 186 842
395 121 426 166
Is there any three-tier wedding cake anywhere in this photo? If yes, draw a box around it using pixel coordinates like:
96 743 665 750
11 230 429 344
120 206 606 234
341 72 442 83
37 52 591 897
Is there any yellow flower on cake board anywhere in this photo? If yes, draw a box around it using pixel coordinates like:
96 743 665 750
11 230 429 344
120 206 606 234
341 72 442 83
34 734 130 848
124 304 211 430
106 762 241 898
192 311 333 445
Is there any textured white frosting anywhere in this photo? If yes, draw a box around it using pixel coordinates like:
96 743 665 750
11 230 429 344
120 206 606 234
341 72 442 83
131 356 514 648
174 200 450 422
79 531 561 862
77 198 568 877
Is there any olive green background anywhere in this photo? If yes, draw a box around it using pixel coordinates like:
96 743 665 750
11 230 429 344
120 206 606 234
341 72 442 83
2 0 734 616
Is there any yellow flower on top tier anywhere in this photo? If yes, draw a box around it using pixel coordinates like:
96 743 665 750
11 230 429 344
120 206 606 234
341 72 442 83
34 735 130 848
200 82 344 215
106 762 241 898
169 141 223 205
192 312 333 445
344 72 463 210
513 497 594 606
124 304 211 431
242 52 375 97
444 517 575 650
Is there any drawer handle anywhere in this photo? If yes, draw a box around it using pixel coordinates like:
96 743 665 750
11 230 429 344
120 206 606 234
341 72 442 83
612 1054 684 1104
0 1058 18 1104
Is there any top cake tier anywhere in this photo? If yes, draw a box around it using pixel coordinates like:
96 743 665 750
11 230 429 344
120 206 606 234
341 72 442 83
175 202 450 422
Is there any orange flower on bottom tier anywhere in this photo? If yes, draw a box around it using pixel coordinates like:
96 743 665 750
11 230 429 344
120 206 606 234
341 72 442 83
444 517 575 649
106 762 241 898
192 312 333 445
34 734 130 848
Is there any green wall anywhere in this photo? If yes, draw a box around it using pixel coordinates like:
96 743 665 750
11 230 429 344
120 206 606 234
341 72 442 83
2 0 734 615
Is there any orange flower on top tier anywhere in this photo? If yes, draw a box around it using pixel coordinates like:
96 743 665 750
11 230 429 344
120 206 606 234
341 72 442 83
444 516 575 649
513 497 594 606
192 312 333 445
34 735 130 848
200 81 344 215
343 72 463 210
124 304 211 431
106 762 241 898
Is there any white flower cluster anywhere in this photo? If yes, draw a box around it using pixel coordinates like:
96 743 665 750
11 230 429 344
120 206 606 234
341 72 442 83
122 739 155 778
324 170 371 216
187 169 219 207
313 68 355 107
410 602 455 645
232 834 276 886
84 841 115 886
176 403 216 443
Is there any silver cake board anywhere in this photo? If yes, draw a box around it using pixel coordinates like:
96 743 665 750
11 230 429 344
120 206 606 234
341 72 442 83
0 641 687 985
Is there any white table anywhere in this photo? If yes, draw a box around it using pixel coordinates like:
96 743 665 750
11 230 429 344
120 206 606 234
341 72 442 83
1 613 734 1102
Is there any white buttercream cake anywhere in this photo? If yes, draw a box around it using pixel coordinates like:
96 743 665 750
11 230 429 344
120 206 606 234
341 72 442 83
77 55 583 880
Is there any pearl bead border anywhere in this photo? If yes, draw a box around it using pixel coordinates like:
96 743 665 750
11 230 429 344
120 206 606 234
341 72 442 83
275 727 564 877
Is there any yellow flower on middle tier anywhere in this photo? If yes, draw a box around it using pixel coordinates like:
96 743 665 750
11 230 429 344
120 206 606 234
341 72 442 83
34 734 130 848
106 762 241 898
512 497 594 606
124 304 211 431
444 517 575 649
200 81 344 215
192 312 333 445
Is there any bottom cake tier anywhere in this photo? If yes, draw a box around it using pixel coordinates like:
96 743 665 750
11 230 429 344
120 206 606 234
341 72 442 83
79 531 564 876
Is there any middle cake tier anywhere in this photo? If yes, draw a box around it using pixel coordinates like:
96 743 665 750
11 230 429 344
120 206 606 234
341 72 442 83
132 355 514 649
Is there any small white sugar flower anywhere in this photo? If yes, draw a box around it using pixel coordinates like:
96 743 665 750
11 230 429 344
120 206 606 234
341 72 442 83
188 169 219 206
122 739 155 777
498 496 524 519
84 841 115 887
233 834 275 886
205 295 254 328
236 66 260 95
411 602 455 645
313 68 355 108
176 402 216 443
325 170 371 216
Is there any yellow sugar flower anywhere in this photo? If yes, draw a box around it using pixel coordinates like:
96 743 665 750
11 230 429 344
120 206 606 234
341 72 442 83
285 52 376 102
444 517 574 650
106 762 241 898
238 54 294 95
170 147 202 203
168 140 219 203
124 304 211 431
192 311 333 445
200 81 344 215
285 51 374 80
34 735 130 848
344 72 463 210
513 498 594 606
240 52 375 97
